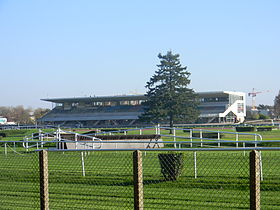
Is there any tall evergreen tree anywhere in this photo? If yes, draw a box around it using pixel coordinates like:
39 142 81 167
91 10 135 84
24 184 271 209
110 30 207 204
274 91 280 118
141 51 199 128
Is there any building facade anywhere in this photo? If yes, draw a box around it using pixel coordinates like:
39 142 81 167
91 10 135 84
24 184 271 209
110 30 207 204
38 91 246 127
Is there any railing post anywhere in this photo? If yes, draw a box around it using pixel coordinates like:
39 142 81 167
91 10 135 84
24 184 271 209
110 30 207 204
236 133 239 148
217 132 220 147
39 150 49 210
194 152 197 179
200 129 203 147
4 143 7 156
173 128 176 148
250 150 261 210
133 150 144 210
190 130 193 148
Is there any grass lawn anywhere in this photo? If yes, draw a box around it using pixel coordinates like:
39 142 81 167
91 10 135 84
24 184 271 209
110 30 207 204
0 148 279 209
0 127 280 209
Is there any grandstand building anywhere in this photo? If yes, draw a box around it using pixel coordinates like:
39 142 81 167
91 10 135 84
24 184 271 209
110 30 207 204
38 91 246 127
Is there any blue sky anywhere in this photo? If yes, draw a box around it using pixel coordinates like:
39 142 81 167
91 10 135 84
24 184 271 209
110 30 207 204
0 0 279 108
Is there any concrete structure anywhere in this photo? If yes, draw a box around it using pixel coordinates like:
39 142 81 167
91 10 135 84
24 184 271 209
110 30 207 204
38 91 246 126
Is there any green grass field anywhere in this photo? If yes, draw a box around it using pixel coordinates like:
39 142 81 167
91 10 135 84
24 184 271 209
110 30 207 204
0 127 280 209
0 148 279 209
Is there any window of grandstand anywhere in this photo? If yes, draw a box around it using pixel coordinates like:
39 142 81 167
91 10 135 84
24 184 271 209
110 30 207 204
72 102 78 107
130 100 138 105
201 97 228 103
229 95 243 105
237 103 244 113
120 101 129 105
95 102 103 106
198 106 226 113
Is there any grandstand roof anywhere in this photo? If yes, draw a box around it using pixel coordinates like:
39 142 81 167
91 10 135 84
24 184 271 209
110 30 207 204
198 91 245 97
42 91 245 104
41 95 147 103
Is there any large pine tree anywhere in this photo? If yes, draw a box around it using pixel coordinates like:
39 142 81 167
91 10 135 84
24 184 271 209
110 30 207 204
141 51 199 127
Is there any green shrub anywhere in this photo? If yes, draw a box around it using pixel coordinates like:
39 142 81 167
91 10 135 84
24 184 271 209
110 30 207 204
259 114 269 120
0 130 27 137
256 126 273 131
251 114 260 120
182 128 193 133
235 127 255 132
158 153 183 181
0 133 7 137
191 132 224 139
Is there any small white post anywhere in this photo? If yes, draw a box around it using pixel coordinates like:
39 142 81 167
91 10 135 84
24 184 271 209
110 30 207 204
218 132 220 147
26 136 29 152
155 125 158 135
254 135 257 147
260 151 263 181
243 142 246 156
91 137 95 151
39 129 44 148
158 124 161 135
75 133 78 149
36 130 39 150
173 128 176 148
190 130 193 147
4 143 7 156
56 129 59 149
236 133 239 148
81 152 85 177
200 129 203 147
194 152 197 179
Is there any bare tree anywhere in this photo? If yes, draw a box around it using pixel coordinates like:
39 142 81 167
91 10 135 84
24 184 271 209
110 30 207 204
33 108 50 121
0 106 34 124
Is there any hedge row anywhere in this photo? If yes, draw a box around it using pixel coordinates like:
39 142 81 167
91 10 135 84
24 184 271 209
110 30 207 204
191 132 224 139
235 126 273 132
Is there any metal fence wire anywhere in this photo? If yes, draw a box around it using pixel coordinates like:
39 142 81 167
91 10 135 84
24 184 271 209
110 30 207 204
260 151 280 208
0 145 280 209
142 151 250 209
0 142 39 209
47 151 134 209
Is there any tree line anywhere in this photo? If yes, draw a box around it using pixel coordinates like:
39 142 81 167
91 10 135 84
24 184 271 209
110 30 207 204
0 106 50 124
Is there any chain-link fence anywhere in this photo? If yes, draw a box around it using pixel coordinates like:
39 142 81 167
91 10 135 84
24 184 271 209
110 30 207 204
142 151 250 209
0 145 279 209
47 151 134 209
0 142 39 209
260 151 280 209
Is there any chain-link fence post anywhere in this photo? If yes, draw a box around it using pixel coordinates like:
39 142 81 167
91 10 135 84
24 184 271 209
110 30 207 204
133 150 143 210
250 150 260 210
39 150 49 210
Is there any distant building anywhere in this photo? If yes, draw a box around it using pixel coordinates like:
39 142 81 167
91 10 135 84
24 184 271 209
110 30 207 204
38 91 246 127
197 91 246 123
0 117 7 125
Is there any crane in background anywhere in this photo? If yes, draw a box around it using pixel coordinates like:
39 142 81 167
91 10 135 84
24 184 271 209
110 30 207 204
248 88 270 111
